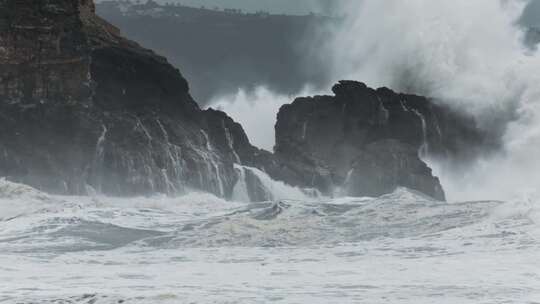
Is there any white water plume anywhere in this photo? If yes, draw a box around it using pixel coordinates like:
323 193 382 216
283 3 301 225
210 86 321 151
209 87 290 151
206 1 540 202
323 1 531 115
318 0 540 201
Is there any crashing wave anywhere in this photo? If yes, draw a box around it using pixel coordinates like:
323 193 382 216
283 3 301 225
0 178 537 253
0 178 62 221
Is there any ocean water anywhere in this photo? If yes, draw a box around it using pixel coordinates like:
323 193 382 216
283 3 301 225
0 179 539 303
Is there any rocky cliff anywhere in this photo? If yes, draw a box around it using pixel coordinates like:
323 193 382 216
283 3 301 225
0 1 487 201
0 0 263 198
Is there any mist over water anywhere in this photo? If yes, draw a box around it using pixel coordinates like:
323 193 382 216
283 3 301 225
213 0 540 202
210 88 292 151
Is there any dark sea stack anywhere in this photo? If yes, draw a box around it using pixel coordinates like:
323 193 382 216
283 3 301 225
0 0 255 197
274 81 489 201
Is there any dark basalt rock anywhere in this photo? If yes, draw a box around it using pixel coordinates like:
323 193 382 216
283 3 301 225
346 140 444 199
0 0 246 197
272 81 491 201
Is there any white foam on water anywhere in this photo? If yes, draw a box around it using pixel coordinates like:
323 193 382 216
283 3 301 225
0 180 538 303
231 164 251 203
238 165 320 202
0 178 60 221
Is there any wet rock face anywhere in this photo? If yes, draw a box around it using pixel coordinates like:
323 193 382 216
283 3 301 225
0 0 91 104
346 140 445 200
0 0 245 197
274 81 490 201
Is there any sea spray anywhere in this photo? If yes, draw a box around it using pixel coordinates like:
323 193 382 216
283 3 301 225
318 0 540 201
213 0 540 202
231 165 321 202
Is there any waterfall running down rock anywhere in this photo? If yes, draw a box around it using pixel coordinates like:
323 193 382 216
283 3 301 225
134 117 153 142
239 165 320 202
232 164 250 202
411 109 429 158
223 121 241 164
199 130 225 197
155 119 185 194
334 168 355 197
301 120 308 140
93 124 108 193
96 125 108 158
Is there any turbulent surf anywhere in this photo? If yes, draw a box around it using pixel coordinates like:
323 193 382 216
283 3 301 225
0 179 538 303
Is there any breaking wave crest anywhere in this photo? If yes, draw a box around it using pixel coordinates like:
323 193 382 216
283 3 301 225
1 180 537 251
0 180 539 303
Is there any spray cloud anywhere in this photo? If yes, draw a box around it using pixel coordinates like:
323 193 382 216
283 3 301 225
214 0 540 201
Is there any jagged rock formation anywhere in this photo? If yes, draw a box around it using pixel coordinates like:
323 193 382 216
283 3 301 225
0 0 261 197
272 81 489 201
0 1 487 201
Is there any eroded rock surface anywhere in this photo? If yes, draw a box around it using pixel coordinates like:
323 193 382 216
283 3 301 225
273 81 491 201
0 0 250 197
